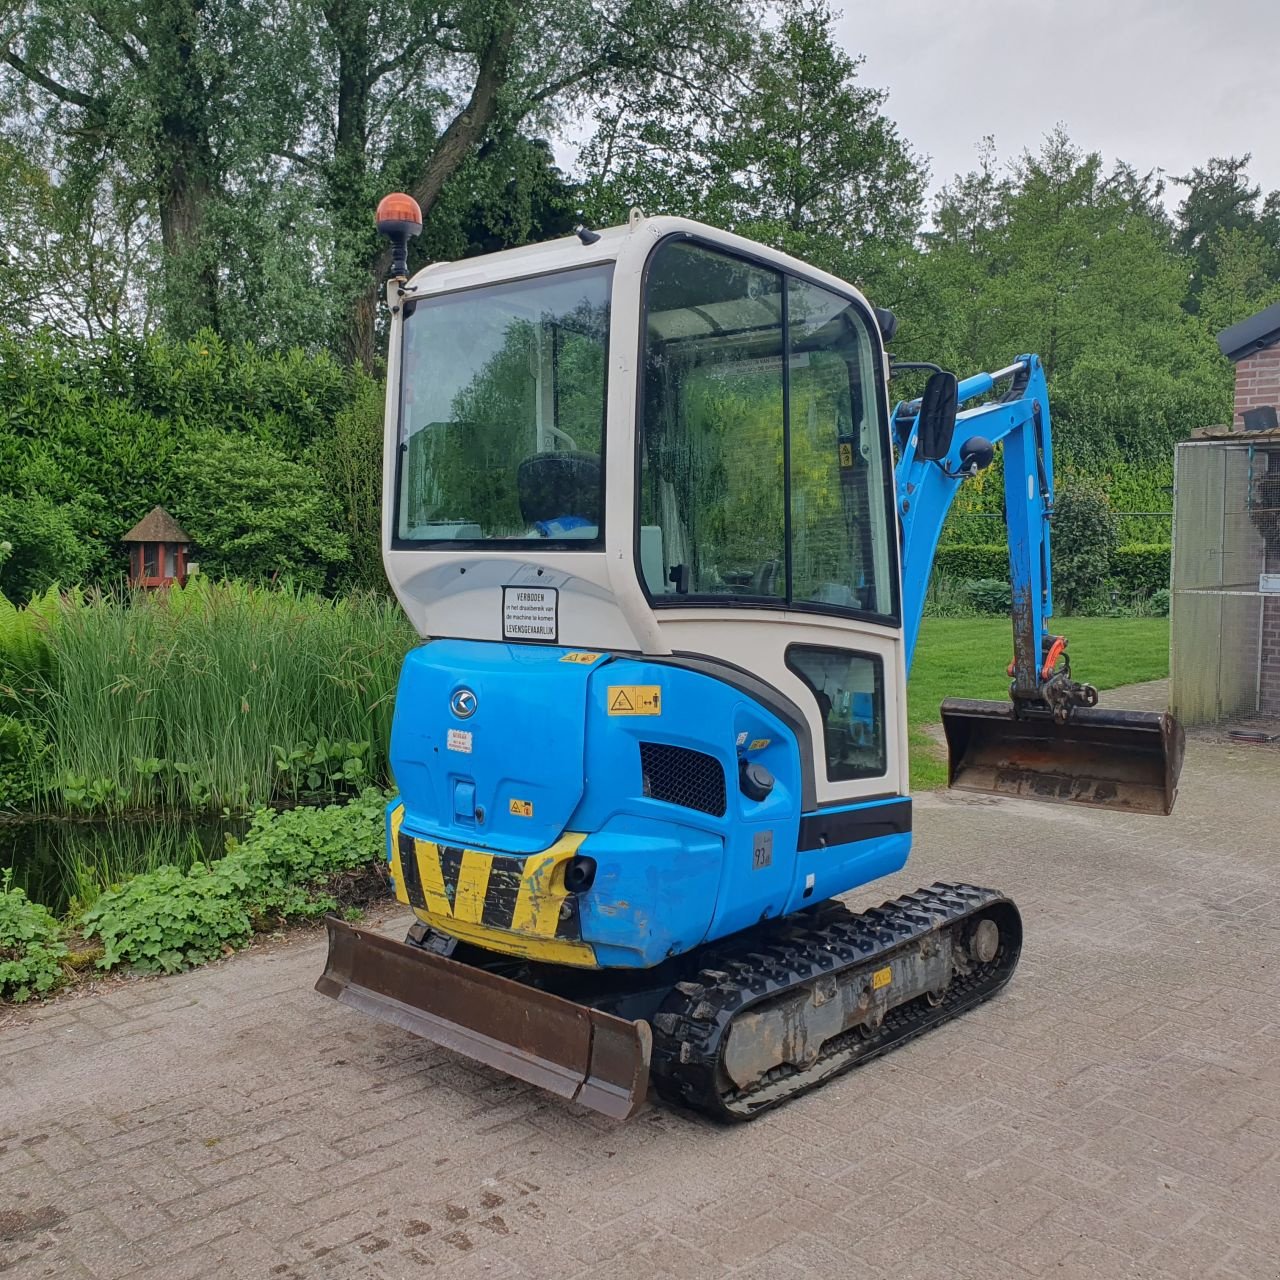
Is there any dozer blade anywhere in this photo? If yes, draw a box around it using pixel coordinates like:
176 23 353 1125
940 699 1185 816
316 917 651 1119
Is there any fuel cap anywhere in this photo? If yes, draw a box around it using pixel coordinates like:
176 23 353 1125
740 760 775 802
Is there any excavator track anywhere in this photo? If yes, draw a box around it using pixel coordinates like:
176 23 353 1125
649 882 1021 1122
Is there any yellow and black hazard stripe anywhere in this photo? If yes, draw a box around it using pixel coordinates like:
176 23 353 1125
387 805 598 967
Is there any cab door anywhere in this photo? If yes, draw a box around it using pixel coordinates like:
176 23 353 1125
633 235 907 805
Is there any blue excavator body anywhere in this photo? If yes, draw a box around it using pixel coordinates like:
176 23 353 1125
387 639 910 971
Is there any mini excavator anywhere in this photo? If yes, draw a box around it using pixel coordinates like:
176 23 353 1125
316 198 1184 1121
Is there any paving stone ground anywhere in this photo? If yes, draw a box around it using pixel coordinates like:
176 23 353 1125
3 681 1279 1280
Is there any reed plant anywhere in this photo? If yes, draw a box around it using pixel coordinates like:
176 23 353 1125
35 580 416 814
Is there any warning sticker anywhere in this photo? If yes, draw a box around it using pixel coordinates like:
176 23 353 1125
607 685 662 716
839 442 854 467
509 798 534 818
502 586 557 642
447 728 472 754
871 965 892 991
560 651 602 664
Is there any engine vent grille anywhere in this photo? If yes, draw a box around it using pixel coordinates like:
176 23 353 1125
639 742 727 817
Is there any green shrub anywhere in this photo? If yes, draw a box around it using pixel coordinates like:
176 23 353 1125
0 871 68 1001
167 433 350 590
0 330 357 595
1051 481 1119 612
923 574 977 618
316 372 387 593
928 542 1169 615
966 578 1012 614
80 789 389 973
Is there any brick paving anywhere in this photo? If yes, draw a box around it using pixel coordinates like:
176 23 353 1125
3 682 1279 1279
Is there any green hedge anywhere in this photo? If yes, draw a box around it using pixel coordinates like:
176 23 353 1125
935 543 1170 597
0 331 363 599
934 544 1006 580
1110 544 1171 595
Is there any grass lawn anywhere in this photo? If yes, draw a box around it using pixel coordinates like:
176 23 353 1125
906 617 1171 791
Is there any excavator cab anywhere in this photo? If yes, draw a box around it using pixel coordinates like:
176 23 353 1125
316 207 1182 1121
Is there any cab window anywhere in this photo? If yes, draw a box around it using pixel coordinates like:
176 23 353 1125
396 265 611 545
639 244 785 598
638 240 896 619
786 645 887 781
788 279 894 616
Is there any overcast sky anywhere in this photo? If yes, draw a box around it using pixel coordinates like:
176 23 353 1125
836 0 1280 214
559 1 1279 220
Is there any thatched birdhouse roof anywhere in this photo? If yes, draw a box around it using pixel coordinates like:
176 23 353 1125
121 506 191 544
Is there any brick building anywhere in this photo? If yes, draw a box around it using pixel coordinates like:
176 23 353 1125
1216 304 1280 716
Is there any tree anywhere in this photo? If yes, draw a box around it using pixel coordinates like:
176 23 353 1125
707 0 924 274
902 138 1009 370
909 131 1197 375
1174 155 1280 313
0 136 155 340
0 1 267 336
1197 227 1280 334
278 0 757 367
897 130 1230 475
5 1 725 357
578 0 924 286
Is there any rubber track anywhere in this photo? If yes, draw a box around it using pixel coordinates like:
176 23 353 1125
648 882 1022 1122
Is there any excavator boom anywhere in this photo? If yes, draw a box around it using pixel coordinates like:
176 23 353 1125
895 356 1183 816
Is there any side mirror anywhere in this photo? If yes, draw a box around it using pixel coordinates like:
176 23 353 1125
916 370 958 462
874 308 899 344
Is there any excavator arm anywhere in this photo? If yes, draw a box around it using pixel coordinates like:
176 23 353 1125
892 355 1184 815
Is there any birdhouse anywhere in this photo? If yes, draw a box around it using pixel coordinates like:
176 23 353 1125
122 506 191 588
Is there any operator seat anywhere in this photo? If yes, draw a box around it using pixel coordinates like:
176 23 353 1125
517 451 601 538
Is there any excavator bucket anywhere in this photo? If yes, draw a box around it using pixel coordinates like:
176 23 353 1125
940 699 1185 816
315 917 652 1119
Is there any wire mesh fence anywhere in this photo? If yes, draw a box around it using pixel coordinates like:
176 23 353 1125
1170 437 1280 725
941 511 1172 544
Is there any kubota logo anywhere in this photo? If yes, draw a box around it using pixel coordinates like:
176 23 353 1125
450 688 477 719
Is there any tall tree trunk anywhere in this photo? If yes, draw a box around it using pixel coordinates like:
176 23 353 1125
156 151 219 337
326 0 377 368
151 0 221 337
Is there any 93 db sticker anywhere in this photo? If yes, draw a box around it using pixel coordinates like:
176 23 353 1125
752 831 773 870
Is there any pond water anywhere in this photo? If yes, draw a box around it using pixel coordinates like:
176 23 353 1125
1 813 251 917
